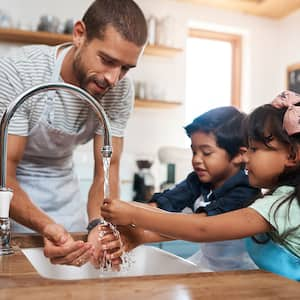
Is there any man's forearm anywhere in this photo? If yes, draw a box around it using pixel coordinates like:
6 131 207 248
7 176 54 234
87 172 119 221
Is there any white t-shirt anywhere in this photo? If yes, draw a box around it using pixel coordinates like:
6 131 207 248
0 44 134 138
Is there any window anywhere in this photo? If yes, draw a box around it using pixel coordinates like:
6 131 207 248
185 29 242 122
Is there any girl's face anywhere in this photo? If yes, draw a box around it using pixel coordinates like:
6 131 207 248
244 138 292 189
191 131 241 189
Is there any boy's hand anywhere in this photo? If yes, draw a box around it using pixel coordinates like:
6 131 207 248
118 225 146 252
100 227 124 271
88 224 123 270
101 198 134 226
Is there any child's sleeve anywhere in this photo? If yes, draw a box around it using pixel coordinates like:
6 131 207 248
249 186 295 235
150 172 202 212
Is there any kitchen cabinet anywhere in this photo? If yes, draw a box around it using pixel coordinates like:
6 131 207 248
0 27 183 109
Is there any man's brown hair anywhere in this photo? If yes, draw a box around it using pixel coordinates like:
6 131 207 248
82 0 148 46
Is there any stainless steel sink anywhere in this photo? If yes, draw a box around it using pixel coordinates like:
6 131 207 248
22 245 200 280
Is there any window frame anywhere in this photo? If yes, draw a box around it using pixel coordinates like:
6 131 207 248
188 28 242 107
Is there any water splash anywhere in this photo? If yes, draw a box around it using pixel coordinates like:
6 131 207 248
98 221 135 273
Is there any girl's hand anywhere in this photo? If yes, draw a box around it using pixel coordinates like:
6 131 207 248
88 224 123 270
101 198 135 225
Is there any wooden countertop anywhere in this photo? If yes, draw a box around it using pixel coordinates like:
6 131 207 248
0 234 299 300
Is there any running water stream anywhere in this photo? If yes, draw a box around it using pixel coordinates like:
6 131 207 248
99 157 134 273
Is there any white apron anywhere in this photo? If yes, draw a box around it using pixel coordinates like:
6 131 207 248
188 194 257 271
12 45 96 232
188 240 257 271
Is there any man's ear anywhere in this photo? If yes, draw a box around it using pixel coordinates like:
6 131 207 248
232 146 247 165
73 21 86 47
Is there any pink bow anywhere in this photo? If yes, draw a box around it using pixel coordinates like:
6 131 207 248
271 90 300 135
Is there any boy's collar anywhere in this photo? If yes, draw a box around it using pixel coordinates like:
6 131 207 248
201 169 248 197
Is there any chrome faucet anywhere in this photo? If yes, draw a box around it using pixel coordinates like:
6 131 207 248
0 82 112 255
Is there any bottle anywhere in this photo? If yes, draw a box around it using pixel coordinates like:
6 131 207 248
156 16 174 47
147 16 156 45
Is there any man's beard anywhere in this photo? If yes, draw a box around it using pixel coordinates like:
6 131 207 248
72 53 111 98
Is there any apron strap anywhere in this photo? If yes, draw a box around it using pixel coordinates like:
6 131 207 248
46 44 72 123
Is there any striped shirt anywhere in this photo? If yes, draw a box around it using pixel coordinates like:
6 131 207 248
0 44 134 137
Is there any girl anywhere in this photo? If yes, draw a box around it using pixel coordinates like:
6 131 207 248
102 92 300 281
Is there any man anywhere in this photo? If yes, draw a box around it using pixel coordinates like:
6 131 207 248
0 0 147 267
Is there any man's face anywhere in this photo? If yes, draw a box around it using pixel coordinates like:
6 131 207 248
72 24 144 97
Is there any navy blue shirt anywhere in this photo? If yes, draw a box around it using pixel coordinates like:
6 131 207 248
151 170 260 216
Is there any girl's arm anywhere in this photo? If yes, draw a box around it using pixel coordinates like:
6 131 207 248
118 225 173 252
102 199 272 242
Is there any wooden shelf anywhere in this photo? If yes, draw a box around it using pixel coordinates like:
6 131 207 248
134 98 181 108
144 44 182 57
0 28 182 109
0 28 72 45
0 28 182 57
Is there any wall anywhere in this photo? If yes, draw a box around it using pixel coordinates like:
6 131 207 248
126 0 283 193
277 10 300 92
0 0 294 199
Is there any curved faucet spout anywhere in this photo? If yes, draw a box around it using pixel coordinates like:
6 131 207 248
0 82 113 255
0 82 113 190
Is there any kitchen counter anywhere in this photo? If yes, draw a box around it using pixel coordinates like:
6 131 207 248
0 234 299 300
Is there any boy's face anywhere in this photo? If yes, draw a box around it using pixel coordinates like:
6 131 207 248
191 131 239 189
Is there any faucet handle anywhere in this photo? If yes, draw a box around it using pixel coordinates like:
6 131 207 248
0 189 14 255
0 189 13 218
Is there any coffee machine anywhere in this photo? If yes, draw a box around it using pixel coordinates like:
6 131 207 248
133 159 155 203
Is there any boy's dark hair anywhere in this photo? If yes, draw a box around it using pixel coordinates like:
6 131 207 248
246 104 300 240
82 0 148 46
185 106 246 159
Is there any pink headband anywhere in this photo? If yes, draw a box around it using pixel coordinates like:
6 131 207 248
271 90 300 135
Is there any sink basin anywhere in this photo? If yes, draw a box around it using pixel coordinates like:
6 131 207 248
22 245 200 280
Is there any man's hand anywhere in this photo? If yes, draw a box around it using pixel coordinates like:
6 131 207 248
101 198 135 225
43 223 93 267
87 224 123 270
